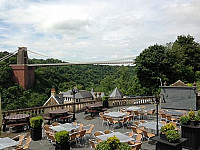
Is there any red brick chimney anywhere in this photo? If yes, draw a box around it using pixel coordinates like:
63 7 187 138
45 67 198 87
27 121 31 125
51 88 56 96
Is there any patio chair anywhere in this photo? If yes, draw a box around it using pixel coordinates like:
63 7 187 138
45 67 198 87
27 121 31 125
133 111 140 120
76 130 86 146
142 130 155 142
89 139 97 150
93 131 104 138
14 135 25 149
52 122 60 126
131 126 143 134
135 134 143 143
119 117 129 129
70 132 78 145
107 117 119 128
78 123 84 131
129 142 142 150
123 131 134 137
147 109 155 119
16 136 32 150
102 116 109 126
84 124 94 137
140 120 147 124
104 129 113 134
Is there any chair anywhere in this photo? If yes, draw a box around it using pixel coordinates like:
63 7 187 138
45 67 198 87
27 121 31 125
123 131 134 137
119 117 129 129
15 135 25 149
89 139 97 149
140 120 147 124
143 130 155 142
104 129 112 134
72 122 77 126
107 117 119 128
44 125 51 132
102 116 109 126
16 136 32 150
79 123 84 131
52 122 60 126
76 130 86 146
85 124 94 137
70 132 78 145
147 109 155 119
160 114 167 121
135 134 143 143
93 131 104 138
131 126 143 134
46 132 56 143
133 111 140 120
130 142 142 150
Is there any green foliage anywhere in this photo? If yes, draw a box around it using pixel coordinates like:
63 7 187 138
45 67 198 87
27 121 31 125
188 110 195 120
95 136 130 150
198 109 200 117
166 130 180 143
55 130 69 144
194 116 200 121
160 123 175 133
102 96 109 101
30 116 43 128
180 116 190 124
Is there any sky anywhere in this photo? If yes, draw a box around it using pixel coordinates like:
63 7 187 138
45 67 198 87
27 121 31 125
0 0 200 62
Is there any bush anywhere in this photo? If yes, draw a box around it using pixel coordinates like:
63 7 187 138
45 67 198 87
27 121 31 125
55 130 69 144
188 110 195 120
166 130 180 143
180 116 190 124
30 116 43 128
160 123 175 133
194 115 200 121
95 136 131 150
102 96 109 101
198 109 200 117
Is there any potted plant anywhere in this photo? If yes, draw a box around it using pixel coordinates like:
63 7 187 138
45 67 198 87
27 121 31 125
95 136 131 150
55 130 70 150
102 96 109 108
188 110 198 126
30 116 43 141
180 116 190 125
166 130 181 143
160 123 175 140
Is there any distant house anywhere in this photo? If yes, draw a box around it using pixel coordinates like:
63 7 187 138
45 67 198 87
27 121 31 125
108 87 123 98
44 88 93 106
90 88 105 100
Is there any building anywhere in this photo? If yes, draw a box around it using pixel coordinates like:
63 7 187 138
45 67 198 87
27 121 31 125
90 88 105 100
44 88 93 106
108 87 123 98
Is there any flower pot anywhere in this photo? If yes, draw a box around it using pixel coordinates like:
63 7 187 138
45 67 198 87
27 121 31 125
30 127 42 141
189 120 198 126
160 133 167 141
55 141 70 150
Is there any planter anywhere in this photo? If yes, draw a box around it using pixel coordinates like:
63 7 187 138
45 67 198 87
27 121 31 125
189 120 198 126
30 127 42 141
55 141 70 150
152 136 187 150
103 101 108 108
181 124 200 150
160 133 167 141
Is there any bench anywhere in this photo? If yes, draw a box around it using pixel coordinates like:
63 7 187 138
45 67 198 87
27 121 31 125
59 115 73 123
7 123 28 132
43 116 53 125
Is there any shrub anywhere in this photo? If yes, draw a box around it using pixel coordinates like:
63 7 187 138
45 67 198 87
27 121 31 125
166 130 180 143
180 116 190 124
194 115 200 121
95 136 131 150
102 96 109 101
198 109 200 117
55 130 69 145
188 110 195 120
160 123 175 133
30 116 43 128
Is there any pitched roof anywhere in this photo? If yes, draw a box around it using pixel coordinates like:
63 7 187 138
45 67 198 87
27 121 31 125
171 80 187 87
108 87 123 98
60 90 93 99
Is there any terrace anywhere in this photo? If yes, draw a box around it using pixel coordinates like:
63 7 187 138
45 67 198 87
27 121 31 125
1 99 190 150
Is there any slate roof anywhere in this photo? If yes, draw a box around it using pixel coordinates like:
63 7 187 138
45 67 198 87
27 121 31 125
171 80 187 87
108 87 123 98
60 90 93 99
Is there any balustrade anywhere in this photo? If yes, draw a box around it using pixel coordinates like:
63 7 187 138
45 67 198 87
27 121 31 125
2 96 155 118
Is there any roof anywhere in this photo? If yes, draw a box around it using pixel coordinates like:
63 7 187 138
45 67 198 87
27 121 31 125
171 80 187 87
108 87 123 98
43 95 63 106
60 90 93 99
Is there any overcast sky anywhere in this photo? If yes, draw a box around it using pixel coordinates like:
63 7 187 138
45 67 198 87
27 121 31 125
0 0 200 62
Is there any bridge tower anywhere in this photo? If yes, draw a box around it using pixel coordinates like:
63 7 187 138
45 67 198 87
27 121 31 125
10 47 35 89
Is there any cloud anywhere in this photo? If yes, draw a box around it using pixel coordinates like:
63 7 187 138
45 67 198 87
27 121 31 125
0 0 200 62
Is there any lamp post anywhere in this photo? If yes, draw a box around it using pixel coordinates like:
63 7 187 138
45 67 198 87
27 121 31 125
72 87 79 121
156 94 166 136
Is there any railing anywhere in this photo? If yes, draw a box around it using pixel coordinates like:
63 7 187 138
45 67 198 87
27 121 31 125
2 96 155 117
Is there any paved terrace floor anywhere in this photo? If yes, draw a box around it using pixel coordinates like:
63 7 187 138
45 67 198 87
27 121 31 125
1 104 189 150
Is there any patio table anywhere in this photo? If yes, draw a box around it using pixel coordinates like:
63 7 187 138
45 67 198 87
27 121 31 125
49 123 79 132
105 112 126 118
0 137 18 149
140 122 164 131
96 132 135 143
127 106 141 111
165 110 183 116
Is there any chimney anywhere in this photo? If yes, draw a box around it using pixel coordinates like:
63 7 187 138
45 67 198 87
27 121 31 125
51 88 56 96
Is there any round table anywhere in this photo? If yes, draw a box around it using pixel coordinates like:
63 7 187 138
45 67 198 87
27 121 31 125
4 114 30 120
105 112 126 118
48 109 69 115
127 106 141 111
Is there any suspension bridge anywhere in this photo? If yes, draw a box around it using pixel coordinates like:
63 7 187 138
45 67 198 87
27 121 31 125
0 47 136 89
0 47 136 66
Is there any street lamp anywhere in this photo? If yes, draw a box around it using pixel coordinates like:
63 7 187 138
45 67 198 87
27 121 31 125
72 87 79 121
156 94 166 136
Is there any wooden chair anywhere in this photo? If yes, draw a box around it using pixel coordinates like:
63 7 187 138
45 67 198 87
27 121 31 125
143 130 155 142
15 135 25 149
78 123 84 131
131 126 143 134
107 117 119 128
94 131 104 138
52 122 60 126
123 131 134 138
85 124 94 137
130 142 142 150
135 134 143 143
89 139 97 149
16 136 32 150
104 129 112 134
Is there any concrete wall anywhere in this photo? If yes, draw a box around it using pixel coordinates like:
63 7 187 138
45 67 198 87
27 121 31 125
160 86 197 110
